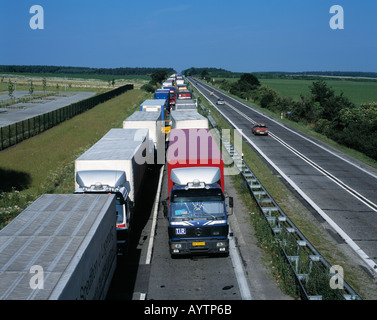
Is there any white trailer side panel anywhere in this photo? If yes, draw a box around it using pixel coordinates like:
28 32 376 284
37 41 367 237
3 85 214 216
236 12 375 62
75 128 149 202
171 111 209 129
123 111 163 151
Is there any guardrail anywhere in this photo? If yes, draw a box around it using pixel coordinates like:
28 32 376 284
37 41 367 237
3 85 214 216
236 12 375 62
0 84 134 151
192 84 362 300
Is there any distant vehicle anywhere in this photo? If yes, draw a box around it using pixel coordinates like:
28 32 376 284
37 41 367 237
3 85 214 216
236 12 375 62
252 123 269 135
216 98 225 105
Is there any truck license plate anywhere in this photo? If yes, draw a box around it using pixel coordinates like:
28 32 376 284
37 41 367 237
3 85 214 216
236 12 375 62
192 242 205 246
176 228 186 235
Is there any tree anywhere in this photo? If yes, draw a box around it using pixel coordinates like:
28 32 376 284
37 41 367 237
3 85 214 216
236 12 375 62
42 78 47 95
239 73 260 89
29 80 34 97
7 79 14 100
150 70 167 85
200 69 210 81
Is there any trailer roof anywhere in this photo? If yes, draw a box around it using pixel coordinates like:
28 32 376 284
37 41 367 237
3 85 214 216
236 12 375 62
0 194 115 300
141 99 167 106
125 111 161 121
76 128 148 161
170 111 206 121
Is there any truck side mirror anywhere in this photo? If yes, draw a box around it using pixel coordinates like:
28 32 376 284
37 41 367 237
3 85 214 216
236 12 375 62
228 197 233 216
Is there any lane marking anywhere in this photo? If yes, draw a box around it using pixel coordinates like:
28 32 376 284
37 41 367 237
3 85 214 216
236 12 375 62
139 165 165 300
189 78 377 273
145 165 165 265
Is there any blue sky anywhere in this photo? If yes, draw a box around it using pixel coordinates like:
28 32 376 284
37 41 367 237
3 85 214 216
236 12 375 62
1 0 376 73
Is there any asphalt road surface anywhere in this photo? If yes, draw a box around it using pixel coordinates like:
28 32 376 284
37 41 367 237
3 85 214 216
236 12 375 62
188 77 377 275
107 164 290 300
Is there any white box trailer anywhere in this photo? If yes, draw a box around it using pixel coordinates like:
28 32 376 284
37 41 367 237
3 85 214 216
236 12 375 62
140 99 167 122
75 128 150 203
175 99 197 111
170 110 209 129
0 193 117 300
123 111 163 152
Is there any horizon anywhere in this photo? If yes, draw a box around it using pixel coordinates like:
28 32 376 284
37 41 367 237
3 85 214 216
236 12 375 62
2 65 377 77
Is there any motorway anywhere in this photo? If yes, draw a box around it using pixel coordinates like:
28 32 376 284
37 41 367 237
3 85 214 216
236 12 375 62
107 156 290 300
187 77 377 275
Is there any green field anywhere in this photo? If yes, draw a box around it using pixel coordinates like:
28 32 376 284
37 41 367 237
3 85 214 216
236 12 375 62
260 78 377 106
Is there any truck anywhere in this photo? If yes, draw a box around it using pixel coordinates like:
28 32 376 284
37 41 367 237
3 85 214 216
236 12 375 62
163 128 233 256
74 128 150 255
162 86 176 107
140 99 168 121
174 99 197 111
154 89 170 101
123 111 164 163
0 193 117 300
177 90 192 100
170 110 208 129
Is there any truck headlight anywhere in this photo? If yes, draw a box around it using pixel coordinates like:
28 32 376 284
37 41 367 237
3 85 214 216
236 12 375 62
217 242 226 247
172 243 182 249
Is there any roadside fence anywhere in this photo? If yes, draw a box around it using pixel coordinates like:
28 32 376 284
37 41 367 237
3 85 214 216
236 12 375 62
0 84 133 151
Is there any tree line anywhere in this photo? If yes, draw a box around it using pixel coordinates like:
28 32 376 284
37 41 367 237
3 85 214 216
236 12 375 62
209 73 377 161
0 65 176 77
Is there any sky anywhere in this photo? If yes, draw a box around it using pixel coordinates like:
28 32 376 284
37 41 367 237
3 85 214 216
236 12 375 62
1 0 377 73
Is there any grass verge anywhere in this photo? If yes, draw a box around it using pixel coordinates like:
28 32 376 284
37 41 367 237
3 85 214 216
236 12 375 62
0 89 150 229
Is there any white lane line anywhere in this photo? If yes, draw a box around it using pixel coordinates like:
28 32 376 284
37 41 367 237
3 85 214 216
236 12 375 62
145 165 165 265
140 165 165 300
189 78 377 273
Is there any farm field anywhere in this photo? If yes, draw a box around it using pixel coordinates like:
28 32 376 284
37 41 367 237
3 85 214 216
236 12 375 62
215 76 377 106
0 72 150 95
260 78 377 106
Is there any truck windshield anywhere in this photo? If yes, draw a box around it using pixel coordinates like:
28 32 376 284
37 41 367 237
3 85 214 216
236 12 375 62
171 188 225 221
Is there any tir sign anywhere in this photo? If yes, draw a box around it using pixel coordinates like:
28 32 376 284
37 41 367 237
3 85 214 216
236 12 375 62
176 228 186 235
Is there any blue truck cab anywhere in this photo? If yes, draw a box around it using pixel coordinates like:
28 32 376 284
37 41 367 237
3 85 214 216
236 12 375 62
163 167 233 256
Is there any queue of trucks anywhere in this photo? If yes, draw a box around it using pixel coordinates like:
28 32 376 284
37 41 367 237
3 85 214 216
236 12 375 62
0 74 233 299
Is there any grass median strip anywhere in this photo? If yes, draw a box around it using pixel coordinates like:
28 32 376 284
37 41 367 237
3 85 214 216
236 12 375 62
0 89 149 229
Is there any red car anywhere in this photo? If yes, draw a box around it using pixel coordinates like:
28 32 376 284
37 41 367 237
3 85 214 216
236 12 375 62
252 123 269 135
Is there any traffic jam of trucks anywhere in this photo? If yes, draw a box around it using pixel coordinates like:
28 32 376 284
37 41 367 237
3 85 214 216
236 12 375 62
0 74 235 299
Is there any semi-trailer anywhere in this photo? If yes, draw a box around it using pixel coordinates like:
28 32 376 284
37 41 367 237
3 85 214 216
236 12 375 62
74 128 150 254
170 110 208 129
123 111 164 163
140 99 168 121
174 99 197 111
177 90 192 100
163 128 233 256
154 89 170 101
162 86 176 107
0 193 117 300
